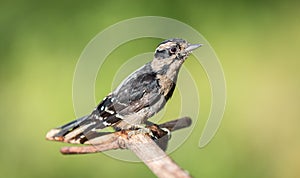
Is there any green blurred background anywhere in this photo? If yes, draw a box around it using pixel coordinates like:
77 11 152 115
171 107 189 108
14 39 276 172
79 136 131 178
1 0 300 177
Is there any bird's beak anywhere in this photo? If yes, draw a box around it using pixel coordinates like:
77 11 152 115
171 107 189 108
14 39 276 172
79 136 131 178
185 43 203 52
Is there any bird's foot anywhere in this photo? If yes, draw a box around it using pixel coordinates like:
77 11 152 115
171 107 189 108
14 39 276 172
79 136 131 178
127 127 152 138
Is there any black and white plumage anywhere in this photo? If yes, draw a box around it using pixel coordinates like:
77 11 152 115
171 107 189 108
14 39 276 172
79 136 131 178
49 38 201 144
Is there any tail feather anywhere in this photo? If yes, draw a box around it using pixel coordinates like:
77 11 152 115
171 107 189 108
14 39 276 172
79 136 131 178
55 115 88 137
46 115 98 144
46 103 120 144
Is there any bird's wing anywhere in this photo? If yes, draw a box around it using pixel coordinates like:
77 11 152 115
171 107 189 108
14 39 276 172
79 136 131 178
113 71 162 113
51 67 162 144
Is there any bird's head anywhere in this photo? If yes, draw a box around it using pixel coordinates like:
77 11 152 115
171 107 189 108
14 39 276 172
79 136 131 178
151 38 202 74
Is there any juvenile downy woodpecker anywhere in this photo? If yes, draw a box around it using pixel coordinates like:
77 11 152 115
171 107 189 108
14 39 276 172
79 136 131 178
49 38 201 143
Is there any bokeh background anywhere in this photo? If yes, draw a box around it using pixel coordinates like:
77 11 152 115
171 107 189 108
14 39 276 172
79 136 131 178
1 0 300 177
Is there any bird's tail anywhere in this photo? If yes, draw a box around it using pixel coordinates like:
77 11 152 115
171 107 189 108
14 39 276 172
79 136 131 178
46 115 106 144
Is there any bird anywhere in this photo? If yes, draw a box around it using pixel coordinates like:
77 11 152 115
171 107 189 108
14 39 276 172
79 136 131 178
48 38 202 144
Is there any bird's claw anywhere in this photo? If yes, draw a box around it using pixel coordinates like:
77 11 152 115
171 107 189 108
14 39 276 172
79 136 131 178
127 127 152 138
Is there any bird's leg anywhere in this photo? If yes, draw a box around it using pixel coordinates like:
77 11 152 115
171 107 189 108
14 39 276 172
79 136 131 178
127 124 153 138
127 124 172 141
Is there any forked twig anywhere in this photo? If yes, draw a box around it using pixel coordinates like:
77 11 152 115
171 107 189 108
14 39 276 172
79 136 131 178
46 117 192 178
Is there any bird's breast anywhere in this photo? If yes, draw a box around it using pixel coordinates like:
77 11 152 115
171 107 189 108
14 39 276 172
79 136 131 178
156 74 176 100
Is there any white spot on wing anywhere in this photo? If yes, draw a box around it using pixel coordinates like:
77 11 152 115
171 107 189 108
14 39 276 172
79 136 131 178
94 115 103 121
115 113 124 119
102 121 111 126
105 107 115 114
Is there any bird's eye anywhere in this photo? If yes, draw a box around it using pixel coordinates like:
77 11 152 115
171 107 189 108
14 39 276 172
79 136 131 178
170 47 177 53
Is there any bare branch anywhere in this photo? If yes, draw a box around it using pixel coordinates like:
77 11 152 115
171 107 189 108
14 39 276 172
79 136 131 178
125 133 191 178
58 117 192 154
47 117 193 178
